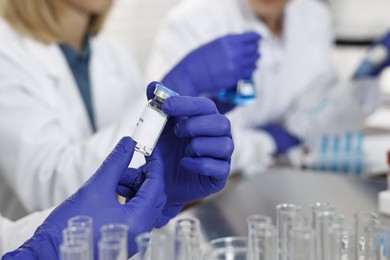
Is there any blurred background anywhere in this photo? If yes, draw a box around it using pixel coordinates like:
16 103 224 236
103 0 390 129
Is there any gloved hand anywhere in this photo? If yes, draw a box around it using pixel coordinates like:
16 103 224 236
143 82 234 227
162 32 261 97
261 124 301 154
3 137 166 259
357 32 390 77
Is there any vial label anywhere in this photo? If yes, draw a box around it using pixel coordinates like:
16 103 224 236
132 105 167 156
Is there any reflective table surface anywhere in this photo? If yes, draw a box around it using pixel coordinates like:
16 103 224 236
173 167 387 241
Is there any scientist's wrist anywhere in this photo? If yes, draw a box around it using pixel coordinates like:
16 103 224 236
7 223 62 259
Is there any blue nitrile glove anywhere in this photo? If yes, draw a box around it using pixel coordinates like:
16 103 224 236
144 82 234 227
355 32 390 78
3 137 166 259
162 32 260 105
261 124 301 154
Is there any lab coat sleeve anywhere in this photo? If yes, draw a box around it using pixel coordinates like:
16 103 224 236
283 0 336 141
229 125 276 173
0 42 145 213
0 208 53 255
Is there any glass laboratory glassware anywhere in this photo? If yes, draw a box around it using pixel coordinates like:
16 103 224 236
250 224 278 260
289 226 315 260
60 239 89 260
68 215 93 260
355 211 379 260
328 224 355 260
360 224 390 260
314 210 336 260
98 236 127 260
62 226 91 260
202 236 247 260
136 232 169 260
132 84 179 156
276 203 302 260
174 217 202 260
100 223 129 260
218 76 256 105
310 202 335 228
247 215 273 260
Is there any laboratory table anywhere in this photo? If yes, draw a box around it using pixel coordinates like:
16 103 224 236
172 167 387 242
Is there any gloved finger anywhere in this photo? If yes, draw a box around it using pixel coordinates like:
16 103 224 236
174 114 231 138
239 54 260 67
237 32 262 43
162 96 218 116
239 64 258 79
116 168 145 200
146 81 162 100
124 147 165 211
154 204 184 228
241 44 260 56
90 137 135 192
185 136 234 160
180 157 231 180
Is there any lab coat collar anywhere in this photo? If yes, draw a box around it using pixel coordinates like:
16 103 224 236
24 37 67 80
24 35 94 135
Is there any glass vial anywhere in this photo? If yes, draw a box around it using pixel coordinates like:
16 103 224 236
132 84 179 156
99 223 129 260
218 76 256 105
136 232 169 260
289 226 316 260
174 217 201 260
247 214 273 260
276 203 302 260
68 216 94 260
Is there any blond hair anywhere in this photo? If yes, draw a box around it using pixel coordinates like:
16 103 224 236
1 0 107 44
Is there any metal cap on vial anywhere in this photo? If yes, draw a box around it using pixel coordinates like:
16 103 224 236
154 84 179 100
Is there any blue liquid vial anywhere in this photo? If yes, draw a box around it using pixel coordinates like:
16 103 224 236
218 77 256 105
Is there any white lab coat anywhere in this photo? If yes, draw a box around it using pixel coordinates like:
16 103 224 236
146 0 335 171
0 209 52 255
0 18 146 219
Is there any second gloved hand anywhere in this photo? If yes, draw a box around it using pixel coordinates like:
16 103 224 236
358 32 390 77
4 137 166 259
162 32 261 96
145 82 234 227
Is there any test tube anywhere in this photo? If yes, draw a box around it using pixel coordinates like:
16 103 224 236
98 236 127 260
276 203 302 260
62 226 91 260
136 232 169 260
289 226 315 260
68 216 93 260
60 239 89 260
370 224 390 260
100 223 129 260
174 217 201 260
247 215 273 260
251 224 278 260
310 203 335 228
310 203 336 260
328 224 355 260
355 211 378 259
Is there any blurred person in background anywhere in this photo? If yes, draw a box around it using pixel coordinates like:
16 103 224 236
146 0 381 172
0 0 233 226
